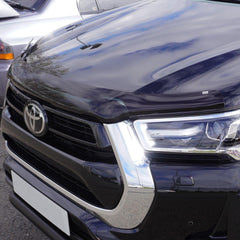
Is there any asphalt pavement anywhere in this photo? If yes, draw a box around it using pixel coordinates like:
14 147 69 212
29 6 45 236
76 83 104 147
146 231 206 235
0 134 50 240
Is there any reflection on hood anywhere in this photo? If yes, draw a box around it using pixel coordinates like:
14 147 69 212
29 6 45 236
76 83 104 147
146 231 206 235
9 0 240 122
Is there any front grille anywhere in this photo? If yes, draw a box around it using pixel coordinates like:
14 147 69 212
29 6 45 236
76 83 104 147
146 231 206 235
4 83 124 209
6 85 98 146
6 84 115 163
47 111 96 144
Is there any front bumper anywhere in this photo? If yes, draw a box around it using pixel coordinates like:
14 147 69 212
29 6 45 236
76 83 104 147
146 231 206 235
5 151 240 240
3 104 240 239
5 156 107 240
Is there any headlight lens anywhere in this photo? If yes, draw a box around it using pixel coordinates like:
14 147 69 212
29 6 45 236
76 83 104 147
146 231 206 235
134 109 240 160
0 39 14 60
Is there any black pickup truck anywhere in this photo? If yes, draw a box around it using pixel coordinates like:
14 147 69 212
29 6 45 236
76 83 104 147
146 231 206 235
2 0 240 239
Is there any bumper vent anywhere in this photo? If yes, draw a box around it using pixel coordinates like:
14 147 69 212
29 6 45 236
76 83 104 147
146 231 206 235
7 138 104 208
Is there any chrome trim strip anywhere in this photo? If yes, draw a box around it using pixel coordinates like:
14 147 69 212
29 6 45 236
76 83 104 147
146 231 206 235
134 109 240 124
6 121 155 229
104 121 155 188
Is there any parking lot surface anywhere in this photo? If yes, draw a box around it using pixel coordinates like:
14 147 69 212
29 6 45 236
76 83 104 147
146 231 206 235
0 134 50 240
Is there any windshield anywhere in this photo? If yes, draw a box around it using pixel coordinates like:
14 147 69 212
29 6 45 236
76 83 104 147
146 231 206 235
4 0 46 11
78 0 98 14
97 0 141 11
79 0 141 14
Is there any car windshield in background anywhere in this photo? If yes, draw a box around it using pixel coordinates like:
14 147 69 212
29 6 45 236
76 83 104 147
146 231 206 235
78 0 141 14
98 0 141 11
79 0 99 14
4 0 46 11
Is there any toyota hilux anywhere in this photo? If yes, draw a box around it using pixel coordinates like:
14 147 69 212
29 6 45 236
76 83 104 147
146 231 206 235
2 0 240 239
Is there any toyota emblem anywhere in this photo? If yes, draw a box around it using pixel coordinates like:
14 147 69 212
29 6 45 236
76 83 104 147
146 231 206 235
24 101 48 137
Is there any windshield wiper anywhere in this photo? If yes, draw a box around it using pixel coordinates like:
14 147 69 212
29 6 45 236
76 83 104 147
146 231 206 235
4 0 35 11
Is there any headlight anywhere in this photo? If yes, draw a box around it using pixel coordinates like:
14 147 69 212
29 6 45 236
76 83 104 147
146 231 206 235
0 39 14 60
134 109 240 160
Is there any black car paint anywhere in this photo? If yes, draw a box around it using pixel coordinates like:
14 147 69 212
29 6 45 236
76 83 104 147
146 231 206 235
3 0 240 240
9 0 240 122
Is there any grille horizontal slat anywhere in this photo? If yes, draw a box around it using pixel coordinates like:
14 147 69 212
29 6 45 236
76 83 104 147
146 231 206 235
6 87 26 112
47 111 96 144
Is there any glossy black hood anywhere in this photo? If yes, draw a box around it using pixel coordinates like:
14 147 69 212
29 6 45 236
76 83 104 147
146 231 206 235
9 0 240 122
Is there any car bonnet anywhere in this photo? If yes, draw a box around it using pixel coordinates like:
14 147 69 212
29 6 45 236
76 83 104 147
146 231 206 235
9 0 240 122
